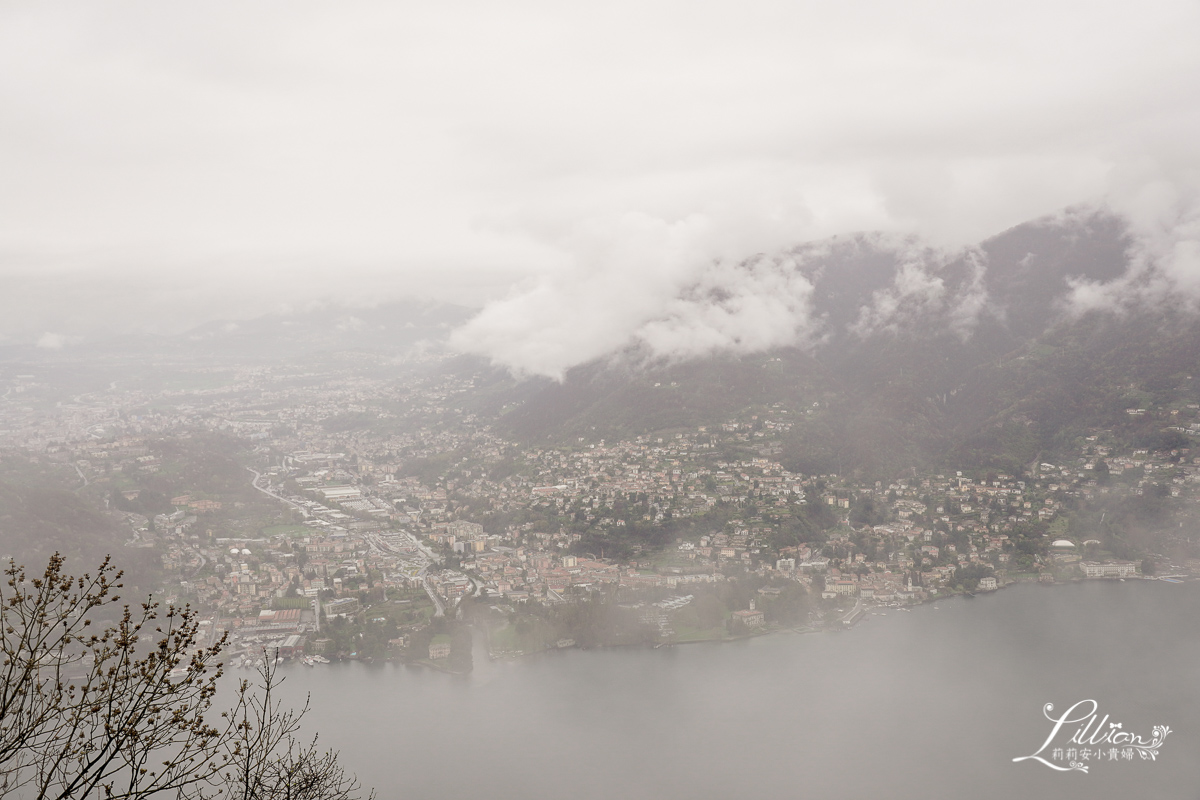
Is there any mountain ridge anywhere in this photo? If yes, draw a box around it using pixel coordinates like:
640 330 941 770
469 210 1196 477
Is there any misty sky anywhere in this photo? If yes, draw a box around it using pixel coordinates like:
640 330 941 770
3 1 1199 372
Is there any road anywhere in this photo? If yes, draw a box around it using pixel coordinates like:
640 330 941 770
205 615 222 648
186 548 207 580
250 472 457 618
246 467 308 515
422 572 446 617
364 531 447 616
403 531 441 564
841 597 864 625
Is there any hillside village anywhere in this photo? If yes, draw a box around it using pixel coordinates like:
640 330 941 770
1 354 1198 668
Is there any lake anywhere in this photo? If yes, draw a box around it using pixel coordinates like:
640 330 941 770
269 580 1200 800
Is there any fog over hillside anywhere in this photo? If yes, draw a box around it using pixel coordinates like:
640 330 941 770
451 208 1179 379
6 206 1193 478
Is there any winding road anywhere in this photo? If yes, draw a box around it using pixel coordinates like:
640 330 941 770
245 467 308 515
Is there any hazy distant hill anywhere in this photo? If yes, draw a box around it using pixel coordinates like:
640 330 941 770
467 348 835 443
173 299 475 359
0 456 157 583
0 299 475 363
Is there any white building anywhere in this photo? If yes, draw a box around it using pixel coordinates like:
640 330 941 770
1081 561 1138 578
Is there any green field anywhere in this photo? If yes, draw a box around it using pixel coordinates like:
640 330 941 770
488 622 552 653
261 524 311 538
670 625 725 643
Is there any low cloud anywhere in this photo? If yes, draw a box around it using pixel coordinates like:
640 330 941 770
633 255 820 363
1066 170 1200 315
36 332 82 349
450 213 821 379
851 242 993 340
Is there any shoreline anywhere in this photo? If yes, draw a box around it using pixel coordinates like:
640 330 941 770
481 572 1193 666
291 574 1193 673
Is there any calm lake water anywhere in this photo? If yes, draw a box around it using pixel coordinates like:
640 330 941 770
269 581 1200 800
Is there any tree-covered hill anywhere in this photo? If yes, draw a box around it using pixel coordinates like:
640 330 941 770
467 211 1198 476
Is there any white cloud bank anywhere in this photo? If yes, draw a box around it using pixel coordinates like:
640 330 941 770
1067 166 1200 314
36 332 82 349
449 213 825 378
0 0 1198 354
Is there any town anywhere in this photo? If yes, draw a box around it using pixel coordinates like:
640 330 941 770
2 353 1198 672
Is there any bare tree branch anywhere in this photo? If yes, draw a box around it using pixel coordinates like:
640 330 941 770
0 554 372 800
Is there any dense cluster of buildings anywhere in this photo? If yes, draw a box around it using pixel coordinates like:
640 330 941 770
2 357 1199 660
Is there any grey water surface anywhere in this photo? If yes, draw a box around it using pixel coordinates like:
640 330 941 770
271 581 1200 800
